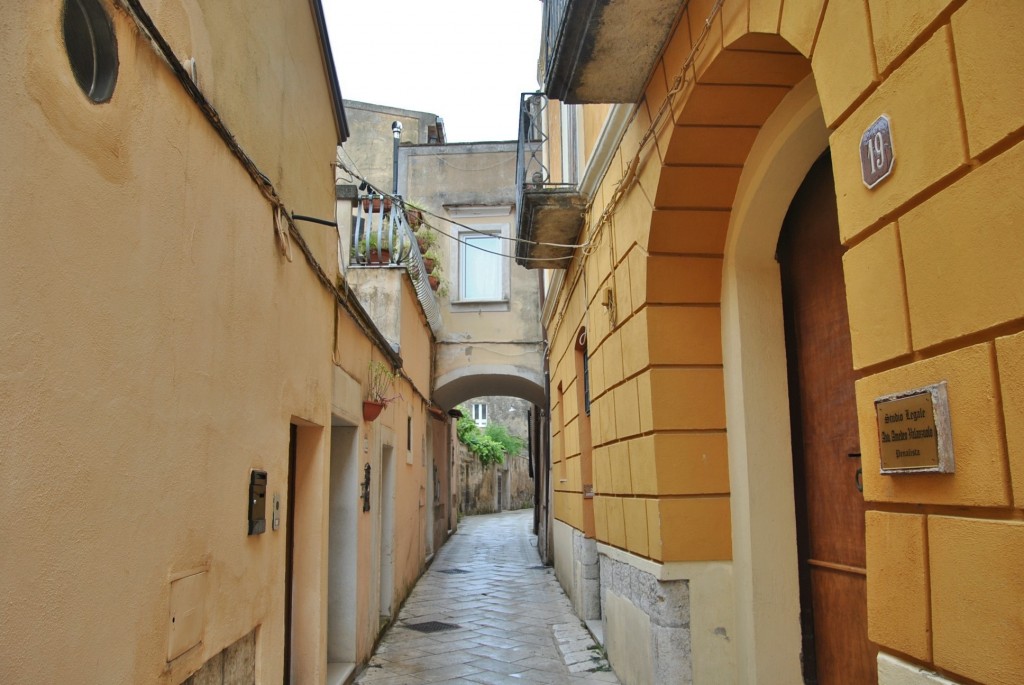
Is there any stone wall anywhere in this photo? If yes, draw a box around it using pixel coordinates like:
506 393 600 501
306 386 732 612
600 556 691 685
183 630 256 685
458 449 534 515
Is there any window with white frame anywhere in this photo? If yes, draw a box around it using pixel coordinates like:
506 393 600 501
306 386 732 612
472 402 488 428
561 103 583 185
459 224 505 302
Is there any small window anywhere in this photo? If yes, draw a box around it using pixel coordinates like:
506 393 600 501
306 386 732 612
561 104 582 185
63 0 119 103
576 329 590 416
459 227 504 301
472 403 487 428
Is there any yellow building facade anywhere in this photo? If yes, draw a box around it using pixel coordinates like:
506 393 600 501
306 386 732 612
540 0 1024 683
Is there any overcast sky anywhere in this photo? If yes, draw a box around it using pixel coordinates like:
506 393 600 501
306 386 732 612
324 0 543 143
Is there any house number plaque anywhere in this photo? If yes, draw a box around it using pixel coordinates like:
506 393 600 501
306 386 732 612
874 382 953 474
860 114 895 189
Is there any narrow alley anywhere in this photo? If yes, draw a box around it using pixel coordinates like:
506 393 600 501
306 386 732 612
354 510 620 685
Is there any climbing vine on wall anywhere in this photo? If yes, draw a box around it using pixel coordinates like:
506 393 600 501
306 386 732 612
455 408 524 467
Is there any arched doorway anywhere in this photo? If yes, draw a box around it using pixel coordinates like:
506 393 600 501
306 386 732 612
719 74 832 683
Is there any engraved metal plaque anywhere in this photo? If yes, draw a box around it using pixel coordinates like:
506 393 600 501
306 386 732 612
860 114 895 189
875 382 953 474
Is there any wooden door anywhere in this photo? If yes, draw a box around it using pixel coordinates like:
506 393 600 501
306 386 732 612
777 152 876 685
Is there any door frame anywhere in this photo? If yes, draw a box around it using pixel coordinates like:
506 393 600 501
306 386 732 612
721 76 831 684
378 443 395 622
284 419 326 685
327 420 359 665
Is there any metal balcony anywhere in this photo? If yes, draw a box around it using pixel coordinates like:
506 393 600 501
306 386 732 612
351 194 442 331
515 93 586 270
541 0 686 104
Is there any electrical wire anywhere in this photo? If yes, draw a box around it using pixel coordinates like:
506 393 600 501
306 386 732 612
335 160 591 254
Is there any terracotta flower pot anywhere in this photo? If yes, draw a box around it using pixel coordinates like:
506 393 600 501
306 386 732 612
360 197 392 212
422 257 436 273
363 400 386 422
428 275 440 291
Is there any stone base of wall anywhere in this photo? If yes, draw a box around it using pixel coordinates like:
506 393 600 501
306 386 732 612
600 555 692 685
878 653 961 685
572 528 601 620
553 520 601 621
183 629 256 685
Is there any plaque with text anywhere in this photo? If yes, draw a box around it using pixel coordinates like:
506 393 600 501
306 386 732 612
860 114 895 189
875 382 953 474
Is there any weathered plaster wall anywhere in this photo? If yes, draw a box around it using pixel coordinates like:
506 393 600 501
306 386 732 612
402 143 546 408
458 450 532 516
0 2 343 682
341 101 441 192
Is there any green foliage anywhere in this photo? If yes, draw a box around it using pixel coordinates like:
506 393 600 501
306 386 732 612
483 424 524 458
367 360 399 403
455 407 523 466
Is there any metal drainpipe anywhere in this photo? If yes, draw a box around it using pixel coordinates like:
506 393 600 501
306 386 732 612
391 120 403 195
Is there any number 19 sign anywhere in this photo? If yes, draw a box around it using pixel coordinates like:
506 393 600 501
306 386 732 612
860 114 895 189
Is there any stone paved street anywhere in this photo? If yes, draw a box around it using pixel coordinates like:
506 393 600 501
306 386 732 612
354 510 620 685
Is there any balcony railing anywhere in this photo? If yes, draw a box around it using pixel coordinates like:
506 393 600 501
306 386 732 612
351 193 442 331
516 93 576 204
515 92 586 269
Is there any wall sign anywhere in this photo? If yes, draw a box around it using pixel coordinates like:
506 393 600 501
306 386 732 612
874 382 953 474
860 114 895 189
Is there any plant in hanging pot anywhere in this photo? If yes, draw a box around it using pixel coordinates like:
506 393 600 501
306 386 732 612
358 232 409 265
421 247 439 274
360 196 392 213
357 232 386 264
363 360 400 421
403 200 427 229
414 226 438 255
427 260 449 297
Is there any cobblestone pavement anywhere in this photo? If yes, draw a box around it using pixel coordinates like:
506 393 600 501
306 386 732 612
354 509 620 685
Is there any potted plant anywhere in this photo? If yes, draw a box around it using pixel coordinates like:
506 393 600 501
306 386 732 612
357 232 389 264
364 360 399 421
358 232 410 265
414 226 438 255
421 247 439 274
428 260 449 297
360 195 392 213
404 203 424 230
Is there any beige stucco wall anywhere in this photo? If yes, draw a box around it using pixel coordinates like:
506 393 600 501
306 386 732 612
0 2 347 683
331 273 439 664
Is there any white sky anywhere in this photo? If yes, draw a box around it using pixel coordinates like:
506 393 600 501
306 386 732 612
324 0 543 143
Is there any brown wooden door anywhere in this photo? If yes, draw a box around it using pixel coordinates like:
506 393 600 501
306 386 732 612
777 151 877 685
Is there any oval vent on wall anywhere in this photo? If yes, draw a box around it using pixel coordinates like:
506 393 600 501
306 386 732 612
63 0 118 103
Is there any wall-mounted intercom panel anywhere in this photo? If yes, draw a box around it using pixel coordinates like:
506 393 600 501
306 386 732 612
248 470 267 535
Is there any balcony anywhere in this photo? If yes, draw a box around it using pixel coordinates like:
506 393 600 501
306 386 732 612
542 0 686 104
515 93 586 270
349 193 442 332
